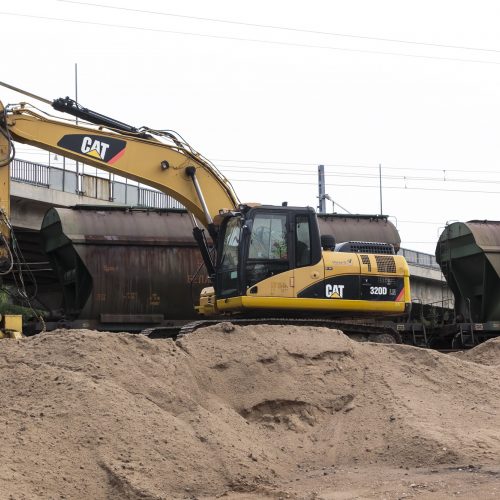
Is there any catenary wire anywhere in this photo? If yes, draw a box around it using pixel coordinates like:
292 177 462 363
59 0 500 55
13 153 500 185
2 12 500 66
229 178 500 194
11 153 500 191
213 159 500 175
219 168 500 185
13 150 500 177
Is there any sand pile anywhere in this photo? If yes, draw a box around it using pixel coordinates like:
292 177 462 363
454 336 500 366
0 325 499 499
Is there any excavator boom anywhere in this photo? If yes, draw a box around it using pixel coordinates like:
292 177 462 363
0 100 239 229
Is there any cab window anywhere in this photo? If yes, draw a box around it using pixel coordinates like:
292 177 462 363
220 217 240 270
245 213 289 289
217 217 241 297
248 214 288 260
295 215 312 267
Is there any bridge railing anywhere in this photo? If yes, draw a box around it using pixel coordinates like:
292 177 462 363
398 247 440 269
10 158 184 210
11 158 50 187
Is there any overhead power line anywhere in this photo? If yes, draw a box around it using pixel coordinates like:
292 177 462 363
59 0 500 55
213 158 500 175
230 177 500 194
15 152 498 185
221 168 500 185
15 149 500 177
14 148 500 179
16 148 500 176
213 158 376 167
2 11 500 66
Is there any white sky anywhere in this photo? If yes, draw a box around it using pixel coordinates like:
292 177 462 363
2 0 500 254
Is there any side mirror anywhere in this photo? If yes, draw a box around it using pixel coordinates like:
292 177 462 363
321 234 336 251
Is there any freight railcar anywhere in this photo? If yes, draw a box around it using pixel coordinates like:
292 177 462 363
39 207 402 333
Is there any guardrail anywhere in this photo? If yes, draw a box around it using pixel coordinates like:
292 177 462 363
399 247 440 269
10 158 184 210
10 158 50 187
139 186 183 209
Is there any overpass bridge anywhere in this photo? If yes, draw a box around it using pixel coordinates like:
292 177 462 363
10 158 183 231
7 158 452 317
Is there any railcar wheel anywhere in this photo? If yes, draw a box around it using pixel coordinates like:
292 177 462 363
371 332 401 344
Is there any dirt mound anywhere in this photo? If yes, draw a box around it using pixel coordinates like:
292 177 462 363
0 325 499 499
454 337 500 366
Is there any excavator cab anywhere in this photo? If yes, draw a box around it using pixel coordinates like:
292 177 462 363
207 204 411 317
215 205 322 303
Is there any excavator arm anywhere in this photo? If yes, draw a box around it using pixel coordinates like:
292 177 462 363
0 105 23 338
0 99 239 232
0 108 11 237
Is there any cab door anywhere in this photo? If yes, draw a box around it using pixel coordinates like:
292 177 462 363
292 213 324 297
244 210 294 297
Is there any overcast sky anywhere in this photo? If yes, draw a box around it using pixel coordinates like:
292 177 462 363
2 0 500 254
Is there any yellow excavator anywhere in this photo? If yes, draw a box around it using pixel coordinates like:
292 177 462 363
0 84 410 335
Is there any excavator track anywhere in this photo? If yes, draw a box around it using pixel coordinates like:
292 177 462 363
174 317 403 343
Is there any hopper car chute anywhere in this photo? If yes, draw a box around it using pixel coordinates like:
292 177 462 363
436 220 500 346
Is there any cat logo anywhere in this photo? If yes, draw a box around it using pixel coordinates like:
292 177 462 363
57 134 127 164
325 284 344 299
81 136 110 160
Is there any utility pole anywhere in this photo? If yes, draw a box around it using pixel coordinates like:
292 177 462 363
379 163 383 215
75 63 80 194
318 164 326 213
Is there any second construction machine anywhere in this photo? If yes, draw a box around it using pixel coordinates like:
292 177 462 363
0 86 411 333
